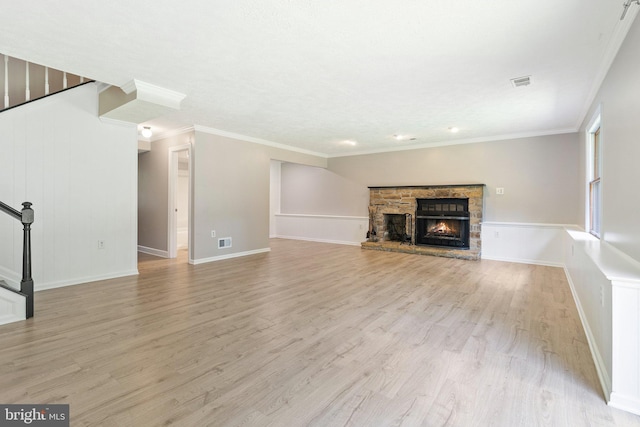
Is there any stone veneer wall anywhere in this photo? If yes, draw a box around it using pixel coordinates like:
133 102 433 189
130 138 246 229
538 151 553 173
368 184 484 252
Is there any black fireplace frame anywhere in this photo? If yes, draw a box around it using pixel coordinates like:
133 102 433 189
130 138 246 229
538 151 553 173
415 198 470 249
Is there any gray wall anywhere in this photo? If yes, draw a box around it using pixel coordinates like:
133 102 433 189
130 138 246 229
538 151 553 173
193 131 328 260
193 132 270 258
280 133 580 224
280 163 369 216
580 15 640 263
139 128 327 261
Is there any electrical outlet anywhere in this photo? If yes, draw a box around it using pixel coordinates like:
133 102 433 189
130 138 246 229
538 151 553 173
211 230 216 238
98 240 105 249
496 187 505 195
494 231 499 238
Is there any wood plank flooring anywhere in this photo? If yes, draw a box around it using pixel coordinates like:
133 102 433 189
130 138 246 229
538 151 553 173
1 238 639 426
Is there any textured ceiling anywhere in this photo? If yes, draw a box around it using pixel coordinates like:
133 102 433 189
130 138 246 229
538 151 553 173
0 1 636 156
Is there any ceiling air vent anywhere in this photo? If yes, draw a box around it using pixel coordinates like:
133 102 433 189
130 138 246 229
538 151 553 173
511 76 532 88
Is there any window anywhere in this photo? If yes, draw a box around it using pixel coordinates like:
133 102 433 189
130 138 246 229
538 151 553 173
588 123 601 237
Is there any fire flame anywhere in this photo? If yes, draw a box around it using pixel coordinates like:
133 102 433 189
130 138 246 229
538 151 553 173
430 222 452 234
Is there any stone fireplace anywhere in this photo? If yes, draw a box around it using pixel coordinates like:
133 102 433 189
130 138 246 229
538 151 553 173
363 184 484 260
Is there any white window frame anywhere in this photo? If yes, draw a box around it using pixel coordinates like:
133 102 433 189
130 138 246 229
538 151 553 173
586 107 602 238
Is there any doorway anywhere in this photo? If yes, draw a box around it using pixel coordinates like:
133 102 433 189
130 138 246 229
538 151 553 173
168 144 192 261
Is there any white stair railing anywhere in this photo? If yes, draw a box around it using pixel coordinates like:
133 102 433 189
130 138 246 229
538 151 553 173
1 53 90 111
25 61 30 101
3 55 8 109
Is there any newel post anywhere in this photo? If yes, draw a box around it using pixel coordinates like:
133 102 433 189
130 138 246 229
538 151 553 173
20 202 34 318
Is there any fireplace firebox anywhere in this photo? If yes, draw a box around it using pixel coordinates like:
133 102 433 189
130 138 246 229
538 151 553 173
383 213 411 242
415 198 470 249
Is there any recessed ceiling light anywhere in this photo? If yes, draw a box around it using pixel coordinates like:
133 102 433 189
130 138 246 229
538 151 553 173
394 134 416 141
448 127 459 133
342 140 357 146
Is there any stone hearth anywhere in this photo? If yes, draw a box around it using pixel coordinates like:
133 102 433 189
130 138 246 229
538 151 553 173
362 184 484 260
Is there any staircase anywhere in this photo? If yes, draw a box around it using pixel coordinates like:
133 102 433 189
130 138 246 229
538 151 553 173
0 201 34 325
0 278 27 325
0 53 87 325
2 53 90 112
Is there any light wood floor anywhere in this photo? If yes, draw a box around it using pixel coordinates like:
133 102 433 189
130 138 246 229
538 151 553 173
1 239 639 426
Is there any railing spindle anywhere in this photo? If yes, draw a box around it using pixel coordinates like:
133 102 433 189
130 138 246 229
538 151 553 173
1 52 92 112
44 66 49 95
25 61 30 101
4 55 8 108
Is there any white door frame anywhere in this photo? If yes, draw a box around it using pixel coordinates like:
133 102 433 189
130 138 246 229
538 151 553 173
168 144 192 260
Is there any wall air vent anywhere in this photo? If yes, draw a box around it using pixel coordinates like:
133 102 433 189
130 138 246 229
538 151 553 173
218 237 232 249
511 76 532 87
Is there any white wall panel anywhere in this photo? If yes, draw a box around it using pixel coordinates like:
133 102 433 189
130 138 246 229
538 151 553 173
270 160 281 238
275 214 368 246
611 281 640 414
0 287 26 325
564 229 640 415
482 222 568 266
564 229 613 399
0 83 138 291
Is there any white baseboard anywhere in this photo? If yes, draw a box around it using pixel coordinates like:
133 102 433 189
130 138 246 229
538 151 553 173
482 255 564 267
0 314 24 326
138 245 169 258
609 392 640 416
191 248 271 265
2 266 139 294
35 269 139 292
275 235 364 247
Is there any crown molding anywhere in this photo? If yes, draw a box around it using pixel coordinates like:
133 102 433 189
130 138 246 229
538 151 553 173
120 80 137 95
150 126 195 142
575 8 639 131
119 79 186 109
153 125 578 159
193 125 328 158
327 127 578 158
98 116 137 129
